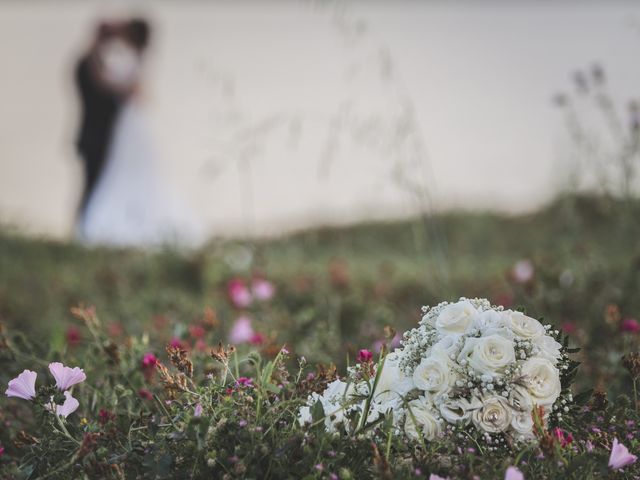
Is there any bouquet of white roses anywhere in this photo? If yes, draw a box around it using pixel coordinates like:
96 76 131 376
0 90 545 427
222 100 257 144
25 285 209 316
299 298 576 447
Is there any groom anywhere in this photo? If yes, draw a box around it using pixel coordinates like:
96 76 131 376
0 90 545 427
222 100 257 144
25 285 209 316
74 21 123 221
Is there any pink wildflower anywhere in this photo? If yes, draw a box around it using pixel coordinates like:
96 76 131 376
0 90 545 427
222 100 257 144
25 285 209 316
142 353 158 369
5 370 37 401
512 259 534 284
561 322 577 335
229 316 255 344
48 362 86 391
609 438 637 470
228 279 252 308
553 427 574 447
65 326 82 347
46 391 80 418
504 466 524 480
169 337 188 350
252 278 275 301
138 389 153 400
194 403 203 418
189 325 206 339
249 332 265 345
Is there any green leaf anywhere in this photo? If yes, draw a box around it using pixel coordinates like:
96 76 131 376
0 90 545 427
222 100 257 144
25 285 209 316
573 388 593 406
311 399 325 423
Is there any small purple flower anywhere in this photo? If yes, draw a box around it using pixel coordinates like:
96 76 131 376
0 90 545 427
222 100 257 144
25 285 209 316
194 403 203 418
48 362 86 391
236 377 253 388
314 463 324 472
5 370 37 401
238 419 248 427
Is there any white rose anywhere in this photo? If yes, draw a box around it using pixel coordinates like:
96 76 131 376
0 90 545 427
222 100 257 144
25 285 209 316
520 357 561 407
472 396 513 433
439 396 482 425
435 300 478 335
509 385 534 412
431 335 464 359
373 352 414 406
532 335 562 364
506 311 546 340
413 352 456 396
510 409 536 440
404 398 442 440
474 309 506 331
460 334 516 377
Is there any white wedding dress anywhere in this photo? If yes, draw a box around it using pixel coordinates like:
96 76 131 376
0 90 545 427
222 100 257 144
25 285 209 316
78 41 204 248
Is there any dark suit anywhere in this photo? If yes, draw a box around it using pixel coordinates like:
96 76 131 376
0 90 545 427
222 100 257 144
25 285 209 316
75 56 121 217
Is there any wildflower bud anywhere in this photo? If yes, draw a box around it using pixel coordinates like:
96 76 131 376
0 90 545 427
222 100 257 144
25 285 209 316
356 349 373 363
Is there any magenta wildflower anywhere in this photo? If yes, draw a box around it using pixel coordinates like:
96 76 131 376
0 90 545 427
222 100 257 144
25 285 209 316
621 318 640 333
65 326 82 347
5 370 37 401
236 377 253 387
142 353 158 369
357 349 373 363
553 427 573 447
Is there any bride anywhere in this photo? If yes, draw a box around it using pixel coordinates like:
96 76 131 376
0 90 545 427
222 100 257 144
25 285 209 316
77 19 203 248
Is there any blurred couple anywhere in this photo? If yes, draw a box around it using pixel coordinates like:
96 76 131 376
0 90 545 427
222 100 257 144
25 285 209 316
74 18 202 248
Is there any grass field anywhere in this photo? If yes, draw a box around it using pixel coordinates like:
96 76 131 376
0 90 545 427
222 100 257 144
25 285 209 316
0 194 639 478
1 194 638 386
